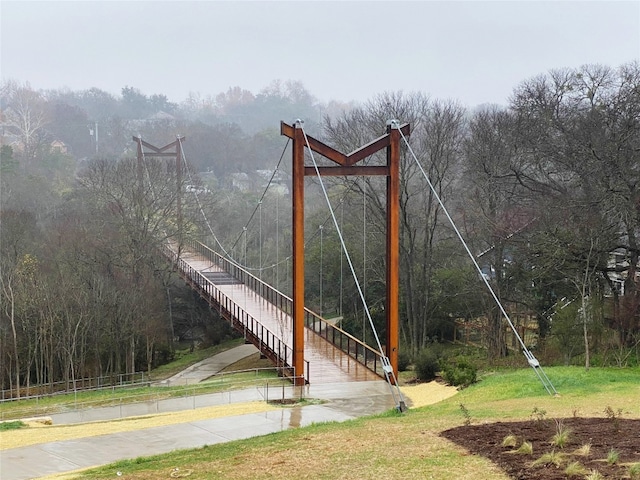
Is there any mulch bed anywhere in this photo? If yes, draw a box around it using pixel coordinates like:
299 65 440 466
441 417 640 479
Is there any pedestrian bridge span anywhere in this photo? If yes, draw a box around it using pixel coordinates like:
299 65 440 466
166 240 384 384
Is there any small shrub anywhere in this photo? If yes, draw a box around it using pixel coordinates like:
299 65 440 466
585 469 605 480
606 448 619 465
530 406 547 425
564 461 587 477
501 434 518 448
572 443 591 457
153 343 175 366
397 351 411 372
628 462 640 480
0 420 26 431
442 359 477 387
604 405 623 419
459 403 471 426
604 405 623 430
414 350 440 381
550 419 571 448
514 441 533 455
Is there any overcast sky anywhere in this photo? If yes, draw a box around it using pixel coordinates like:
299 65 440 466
2 1 639 108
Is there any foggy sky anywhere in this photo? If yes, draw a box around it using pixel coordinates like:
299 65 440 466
2 1 639 108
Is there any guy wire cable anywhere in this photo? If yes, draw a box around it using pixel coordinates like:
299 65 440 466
394 121 557 395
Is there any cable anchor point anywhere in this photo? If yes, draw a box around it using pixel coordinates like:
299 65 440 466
387 119 401 129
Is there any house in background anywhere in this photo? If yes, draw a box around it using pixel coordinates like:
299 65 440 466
50 140 68 154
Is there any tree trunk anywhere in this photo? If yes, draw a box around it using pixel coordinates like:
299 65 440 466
582 295 590 371
7 283 21 399
146 335 154 374
487 308 507 360
129 335 136 376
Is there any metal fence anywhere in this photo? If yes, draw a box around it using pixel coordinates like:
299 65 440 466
0 368 303 422
1 372 148 402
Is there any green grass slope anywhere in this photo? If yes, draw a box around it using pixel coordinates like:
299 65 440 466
69 366 639 480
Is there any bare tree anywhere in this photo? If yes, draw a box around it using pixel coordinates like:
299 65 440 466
1 81 49 161
77 156 184 374
461 105 541 358
324 92 467 356
511 62 640 352
0 209 39 397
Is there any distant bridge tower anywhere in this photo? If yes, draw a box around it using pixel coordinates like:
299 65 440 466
133 135 186 240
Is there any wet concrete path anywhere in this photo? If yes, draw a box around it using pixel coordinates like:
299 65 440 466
1 350 396 480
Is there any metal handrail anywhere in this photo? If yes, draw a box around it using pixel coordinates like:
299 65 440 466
188 239 385 378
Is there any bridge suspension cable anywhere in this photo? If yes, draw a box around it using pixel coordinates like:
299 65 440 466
178 132 365 284
230 140 290 248
177 136 294 276
177 136 311 277
300 124 407 411
394 121 558 396
177 136 237 263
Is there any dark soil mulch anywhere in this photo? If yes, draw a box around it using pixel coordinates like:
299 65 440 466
441 418 640 479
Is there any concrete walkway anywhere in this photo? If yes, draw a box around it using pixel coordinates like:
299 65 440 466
157 343 259 386
1 347 396 480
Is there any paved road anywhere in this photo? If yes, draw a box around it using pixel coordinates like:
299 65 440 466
1 347 397 480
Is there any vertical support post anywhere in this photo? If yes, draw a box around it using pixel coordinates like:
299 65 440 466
135 136 144 197
176 136 183 246
386 121 400 382
292 121 306 385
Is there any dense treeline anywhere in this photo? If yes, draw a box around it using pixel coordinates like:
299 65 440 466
1 63 639 396
317 63 639 365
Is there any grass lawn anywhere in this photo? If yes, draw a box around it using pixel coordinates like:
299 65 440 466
44 366 640 479
0 420 25 431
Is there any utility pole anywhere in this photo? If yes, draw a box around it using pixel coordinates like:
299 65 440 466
89 122 99 154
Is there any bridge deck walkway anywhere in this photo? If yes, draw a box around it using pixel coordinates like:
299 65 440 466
180 249 380 384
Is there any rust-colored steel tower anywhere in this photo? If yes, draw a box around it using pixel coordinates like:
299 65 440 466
133 135 185 240
281 120 410 386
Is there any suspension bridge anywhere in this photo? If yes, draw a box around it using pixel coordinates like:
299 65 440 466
133 120 411 410
135 118 556 407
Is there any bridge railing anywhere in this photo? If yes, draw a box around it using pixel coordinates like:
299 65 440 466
188 239 385 378
164 244 309 384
